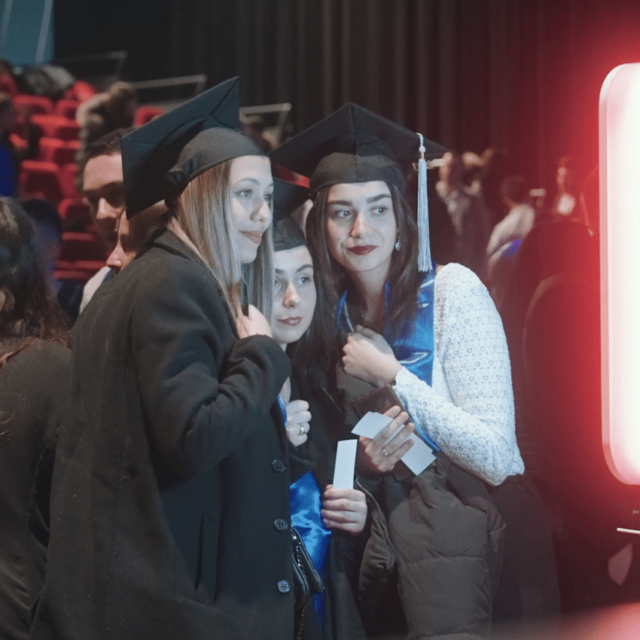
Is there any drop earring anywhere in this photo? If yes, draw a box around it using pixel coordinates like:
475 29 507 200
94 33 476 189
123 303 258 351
395 238 401 251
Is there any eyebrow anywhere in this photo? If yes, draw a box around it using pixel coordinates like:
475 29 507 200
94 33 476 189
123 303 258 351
328 193 391 206
275 264 314 275
83 181 124 196
232 178 274 189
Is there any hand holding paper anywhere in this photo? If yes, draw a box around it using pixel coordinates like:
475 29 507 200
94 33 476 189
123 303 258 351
352 407 436 476
321 485 368 535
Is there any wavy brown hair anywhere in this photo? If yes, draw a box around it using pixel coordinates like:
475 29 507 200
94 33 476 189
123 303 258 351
0 198 68 367
303 182 423 369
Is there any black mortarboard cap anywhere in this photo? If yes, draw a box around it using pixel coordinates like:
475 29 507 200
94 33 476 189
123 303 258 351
270 103 446 196
122 76 263 216
272 177 309 252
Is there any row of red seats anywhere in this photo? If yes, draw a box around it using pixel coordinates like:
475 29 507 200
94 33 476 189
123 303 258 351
6 79 166 283
19 160 99 274
14 94 80 118
55 231 107 282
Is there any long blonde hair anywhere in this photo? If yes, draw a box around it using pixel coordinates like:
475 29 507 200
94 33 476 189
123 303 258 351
167 159 274 319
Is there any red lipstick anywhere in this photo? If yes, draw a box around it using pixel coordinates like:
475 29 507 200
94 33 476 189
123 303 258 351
348 245 375 255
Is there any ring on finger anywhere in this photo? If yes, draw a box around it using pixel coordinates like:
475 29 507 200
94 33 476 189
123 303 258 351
299 425 306 436
382 448 389 457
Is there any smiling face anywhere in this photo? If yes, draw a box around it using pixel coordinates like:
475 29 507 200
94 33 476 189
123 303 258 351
228 155 274 264
325 180 397 286
271 245 317 348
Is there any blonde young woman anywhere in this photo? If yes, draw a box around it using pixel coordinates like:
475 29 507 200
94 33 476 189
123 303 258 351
31 79 299 640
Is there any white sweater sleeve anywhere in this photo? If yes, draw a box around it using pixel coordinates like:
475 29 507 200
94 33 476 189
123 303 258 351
392 264 523 485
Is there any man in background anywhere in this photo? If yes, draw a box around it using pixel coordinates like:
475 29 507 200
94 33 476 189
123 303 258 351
79 128 166 312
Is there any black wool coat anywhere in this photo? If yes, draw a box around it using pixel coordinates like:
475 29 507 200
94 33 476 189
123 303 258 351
0 340 69 640
31 231 295 640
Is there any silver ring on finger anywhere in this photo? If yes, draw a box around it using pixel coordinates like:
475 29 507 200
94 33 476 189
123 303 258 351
299 425 306 436
382 448 389 457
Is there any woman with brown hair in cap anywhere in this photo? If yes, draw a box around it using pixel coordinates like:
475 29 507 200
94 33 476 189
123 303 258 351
30 78 299 640
271 104 559 638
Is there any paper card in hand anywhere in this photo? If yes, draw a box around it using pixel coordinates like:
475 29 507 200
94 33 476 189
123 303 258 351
352 412 436 476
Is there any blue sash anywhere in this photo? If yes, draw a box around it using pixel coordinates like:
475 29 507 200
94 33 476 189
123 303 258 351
278 395 331 623
335 271 439 450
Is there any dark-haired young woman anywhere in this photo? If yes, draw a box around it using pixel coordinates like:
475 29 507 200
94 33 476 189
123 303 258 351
0 198 70 640
272 103 560 638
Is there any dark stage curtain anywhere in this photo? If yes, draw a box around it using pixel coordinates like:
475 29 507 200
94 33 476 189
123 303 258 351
56 0 640 191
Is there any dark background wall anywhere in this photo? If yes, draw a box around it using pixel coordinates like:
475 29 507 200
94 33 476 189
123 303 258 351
55 0 640 192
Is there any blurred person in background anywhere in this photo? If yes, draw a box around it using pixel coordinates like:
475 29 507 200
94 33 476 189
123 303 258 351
0 198 69 640
552 155 581 217
436 150 490 277
78 128 166 313
474 147 509 229
76 81 138 149
485 176 536 305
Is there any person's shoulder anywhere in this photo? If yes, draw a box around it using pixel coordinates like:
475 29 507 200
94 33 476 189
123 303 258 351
5 339 70 380
121 231 210 288
435 262 484 292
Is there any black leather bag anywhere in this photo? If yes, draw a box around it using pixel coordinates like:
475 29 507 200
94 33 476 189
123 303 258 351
291 526 324 611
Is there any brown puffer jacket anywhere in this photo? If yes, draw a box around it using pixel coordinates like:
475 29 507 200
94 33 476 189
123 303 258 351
358 454 505 640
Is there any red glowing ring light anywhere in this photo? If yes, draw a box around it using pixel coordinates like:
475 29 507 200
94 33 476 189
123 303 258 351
600 62 640 485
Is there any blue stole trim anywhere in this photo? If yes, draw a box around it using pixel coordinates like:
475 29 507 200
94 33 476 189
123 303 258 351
335 270 439 451
278 395 331 624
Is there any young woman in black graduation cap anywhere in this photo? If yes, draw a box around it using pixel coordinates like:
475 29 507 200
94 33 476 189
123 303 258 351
269 178 369 639
30 78 302 640
271 104 560 637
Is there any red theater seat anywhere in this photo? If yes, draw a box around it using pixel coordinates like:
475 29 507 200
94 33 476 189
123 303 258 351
72 260 107 275
59 232 106 262
14 94 54 115
58 198 91 228
31 115 70 138
39 137 64 162
0 74 18 96
59 163 81 199
65 80 99 103
9 133 27 154
51 140 80 166
31 116 80 140
19 160 65 204
54 269 92 284
135 106 165 126
52 120 80 141
54 99 80 119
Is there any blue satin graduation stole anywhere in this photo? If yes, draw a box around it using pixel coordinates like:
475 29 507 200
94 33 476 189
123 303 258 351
278 395 331 623
336 270 438 449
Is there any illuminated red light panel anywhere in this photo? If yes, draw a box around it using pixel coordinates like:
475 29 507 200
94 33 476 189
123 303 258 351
600 62 640 484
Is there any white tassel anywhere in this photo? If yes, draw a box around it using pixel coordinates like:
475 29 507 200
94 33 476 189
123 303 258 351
417 133 432 272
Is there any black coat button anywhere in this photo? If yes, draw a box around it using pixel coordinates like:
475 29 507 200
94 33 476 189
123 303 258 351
274 518 289 531
277 580 291 593
272 459 286 473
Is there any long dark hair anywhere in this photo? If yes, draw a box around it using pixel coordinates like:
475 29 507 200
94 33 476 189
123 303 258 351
303 182 423 369
0 198 68 365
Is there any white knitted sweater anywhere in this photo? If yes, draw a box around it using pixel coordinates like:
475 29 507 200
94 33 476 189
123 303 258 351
394 262 525 486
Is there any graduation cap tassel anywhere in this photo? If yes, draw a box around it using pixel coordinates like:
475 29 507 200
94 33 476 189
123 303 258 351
417 133 432 272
